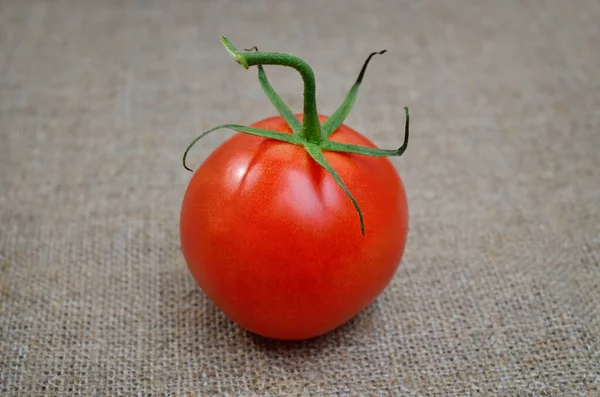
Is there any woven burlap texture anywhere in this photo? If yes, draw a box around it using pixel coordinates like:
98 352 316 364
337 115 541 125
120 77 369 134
1 0 599 396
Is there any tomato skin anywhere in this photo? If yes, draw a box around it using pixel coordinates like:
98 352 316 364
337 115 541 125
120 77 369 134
180 115 408 340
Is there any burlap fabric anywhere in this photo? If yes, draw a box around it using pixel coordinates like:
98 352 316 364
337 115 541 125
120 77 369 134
1 0 599 395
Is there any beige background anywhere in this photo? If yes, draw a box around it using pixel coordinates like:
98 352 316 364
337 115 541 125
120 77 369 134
1 0 599 395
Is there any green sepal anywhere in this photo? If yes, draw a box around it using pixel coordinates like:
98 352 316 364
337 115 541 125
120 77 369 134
304 143 365 235
257 65 303 134
322 107 410 157
183 124 302 172
321 50 387 138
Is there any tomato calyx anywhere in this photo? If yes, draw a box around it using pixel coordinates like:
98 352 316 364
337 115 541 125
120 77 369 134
182 37 411 235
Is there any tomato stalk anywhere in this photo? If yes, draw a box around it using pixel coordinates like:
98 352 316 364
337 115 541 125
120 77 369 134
183 37 411 235
221 37 322 143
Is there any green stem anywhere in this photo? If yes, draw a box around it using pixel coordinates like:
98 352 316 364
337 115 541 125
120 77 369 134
244 46 303 134
220 37 322 143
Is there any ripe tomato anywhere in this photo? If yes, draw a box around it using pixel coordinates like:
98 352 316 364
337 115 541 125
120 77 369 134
180 114 408 340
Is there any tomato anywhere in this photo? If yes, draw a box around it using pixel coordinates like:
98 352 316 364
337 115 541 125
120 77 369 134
180 114 408 340
179 37 410 340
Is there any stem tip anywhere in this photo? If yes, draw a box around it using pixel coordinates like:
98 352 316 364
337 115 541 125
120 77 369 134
220 36 249 68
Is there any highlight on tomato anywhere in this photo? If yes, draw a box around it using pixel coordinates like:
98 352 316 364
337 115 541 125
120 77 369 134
179 37 411 340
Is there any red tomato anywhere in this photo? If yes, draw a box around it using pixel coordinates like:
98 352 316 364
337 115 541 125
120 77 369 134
180 114 408 340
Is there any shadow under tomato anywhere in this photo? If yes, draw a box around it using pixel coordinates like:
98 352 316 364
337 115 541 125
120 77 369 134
159 255 384 370
244 300 382 351
157 266 249 351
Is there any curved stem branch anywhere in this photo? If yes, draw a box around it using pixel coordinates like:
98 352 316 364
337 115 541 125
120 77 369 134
221 37 321 143
244 46 303 134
